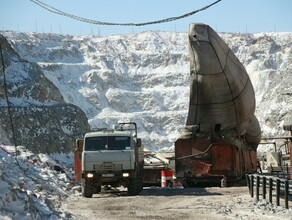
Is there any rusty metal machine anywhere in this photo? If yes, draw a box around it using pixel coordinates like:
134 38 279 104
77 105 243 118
175 23 261 187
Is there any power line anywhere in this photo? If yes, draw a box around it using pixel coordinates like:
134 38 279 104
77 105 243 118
0 41 24 174
30 0 222 26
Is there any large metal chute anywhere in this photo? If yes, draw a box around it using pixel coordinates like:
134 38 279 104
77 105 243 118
180 23 261 149
174 24 260 185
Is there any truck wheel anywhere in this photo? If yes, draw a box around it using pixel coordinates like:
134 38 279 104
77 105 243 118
94 185 101 193
127 178 138 196
82 179 93 198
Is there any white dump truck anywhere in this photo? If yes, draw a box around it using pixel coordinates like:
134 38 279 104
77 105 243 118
75 122 144 197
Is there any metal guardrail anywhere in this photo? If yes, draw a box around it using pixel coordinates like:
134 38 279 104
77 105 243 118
246 173 292 209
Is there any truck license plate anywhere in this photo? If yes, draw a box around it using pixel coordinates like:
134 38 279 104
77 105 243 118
102 173 114 177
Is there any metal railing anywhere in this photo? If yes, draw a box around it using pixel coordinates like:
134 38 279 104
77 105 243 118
246 173 292 209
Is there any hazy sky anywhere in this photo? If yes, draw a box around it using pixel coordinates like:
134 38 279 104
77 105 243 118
1 0 291 36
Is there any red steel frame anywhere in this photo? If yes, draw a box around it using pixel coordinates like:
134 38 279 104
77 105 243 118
175 137 257 186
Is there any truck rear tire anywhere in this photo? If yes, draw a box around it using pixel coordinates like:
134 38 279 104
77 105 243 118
82 179 93 198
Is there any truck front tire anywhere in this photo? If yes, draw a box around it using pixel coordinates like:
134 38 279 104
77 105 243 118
82 179 93 198
127 177 138 196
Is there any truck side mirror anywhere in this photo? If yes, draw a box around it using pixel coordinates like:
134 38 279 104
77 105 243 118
137 138 142 148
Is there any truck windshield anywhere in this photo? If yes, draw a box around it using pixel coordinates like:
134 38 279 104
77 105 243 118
85 136 131 151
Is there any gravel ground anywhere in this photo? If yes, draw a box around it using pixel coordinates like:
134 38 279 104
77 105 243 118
63 186 292 220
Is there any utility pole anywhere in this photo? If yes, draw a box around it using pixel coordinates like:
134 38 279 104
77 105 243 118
35 20 38 33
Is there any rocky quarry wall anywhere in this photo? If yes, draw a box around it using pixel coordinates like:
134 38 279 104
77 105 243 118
0 30 291 153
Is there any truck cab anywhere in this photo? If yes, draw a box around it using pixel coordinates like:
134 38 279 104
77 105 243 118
76 122 144 197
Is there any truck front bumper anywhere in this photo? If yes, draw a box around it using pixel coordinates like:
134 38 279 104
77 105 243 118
82 171 134 181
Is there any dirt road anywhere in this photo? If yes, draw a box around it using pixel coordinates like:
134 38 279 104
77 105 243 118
63 186 292 220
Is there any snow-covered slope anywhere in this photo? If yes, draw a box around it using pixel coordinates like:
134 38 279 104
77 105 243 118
0 145 73 219
0 35 89 153
1 31 291 152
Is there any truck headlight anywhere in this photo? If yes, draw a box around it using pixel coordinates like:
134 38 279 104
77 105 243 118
86 173 94 178
122 173 129 177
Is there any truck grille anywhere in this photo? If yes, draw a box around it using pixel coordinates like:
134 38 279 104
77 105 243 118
94 163 123 171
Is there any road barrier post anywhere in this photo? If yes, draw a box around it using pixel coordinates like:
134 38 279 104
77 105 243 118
263 176 266 200
276 179 280 206
256 175 260 201
269 178 273 203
